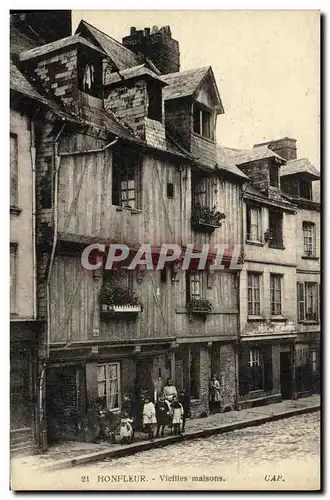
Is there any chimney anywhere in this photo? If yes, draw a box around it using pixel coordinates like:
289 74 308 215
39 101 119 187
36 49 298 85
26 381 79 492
122 25 180 75
254 137 297 161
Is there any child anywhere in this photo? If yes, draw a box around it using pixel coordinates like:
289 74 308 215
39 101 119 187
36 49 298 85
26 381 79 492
142 395 157 440
179 389 190 433
170 396 184 436
119 411 134 444
155 393 170 438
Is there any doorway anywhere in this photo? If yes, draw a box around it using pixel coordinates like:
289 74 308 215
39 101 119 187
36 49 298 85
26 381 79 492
280 351 292 399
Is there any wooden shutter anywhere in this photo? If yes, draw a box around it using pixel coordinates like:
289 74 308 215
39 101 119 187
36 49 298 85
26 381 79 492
297 282 305 322
263 345 273 391
238 345 250 395
246 206 251 240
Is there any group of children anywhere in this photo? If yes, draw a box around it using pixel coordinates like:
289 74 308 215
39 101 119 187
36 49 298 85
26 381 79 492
119 389 189 444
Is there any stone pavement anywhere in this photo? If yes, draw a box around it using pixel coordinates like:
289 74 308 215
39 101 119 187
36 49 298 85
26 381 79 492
12 395 320 472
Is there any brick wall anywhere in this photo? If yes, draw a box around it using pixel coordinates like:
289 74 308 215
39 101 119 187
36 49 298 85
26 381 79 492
24 49 78 111
240 159 270 193
104 79 147 139
190 345 210 418
218 343 236 409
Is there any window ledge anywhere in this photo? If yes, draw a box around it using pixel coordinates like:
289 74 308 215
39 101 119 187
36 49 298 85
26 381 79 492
247 315 265 322
245 240 264 247
301 255 319 261
268 244 286 250
192 132 215 144
271 316 287 322
301 320 320 325
10 206 22 216
115 206 141 214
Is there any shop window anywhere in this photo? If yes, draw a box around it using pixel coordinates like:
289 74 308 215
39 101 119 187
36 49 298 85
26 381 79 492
248 273 261 316
268 209 284 249
302 221 316 257
248 349 263 391
10 133 18 207
270 274 282 316
112 148 141 209
97 362 120 411
147 81 162 122
246 205 262 241
193 103 213 140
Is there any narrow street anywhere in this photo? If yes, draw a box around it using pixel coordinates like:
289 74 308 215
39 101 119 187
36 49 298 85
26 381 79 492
74 411 320 490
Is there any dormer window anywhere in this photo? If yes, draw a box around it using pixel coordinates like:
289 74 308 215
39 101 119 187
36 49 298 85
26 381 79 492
300 179 312 200
193 103 213 140
147 81 162 122
269 165 279 188
78 49 103 99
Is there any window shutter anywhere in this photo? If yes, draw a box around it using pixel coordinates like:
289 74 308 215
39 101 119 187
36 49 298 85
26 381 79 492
297 282 305 322
246 206 251 239
239 345 250 395
263 345 273 391
186 272 191 303
318 282 321 322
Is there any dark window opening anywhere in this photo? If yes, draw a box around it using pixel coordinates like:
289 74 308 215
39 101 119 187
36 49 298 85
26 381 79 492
112 148 140 209
193 103 213 140
147 81 162 122
77 49 103 99
269 165 279 188
167 183 174 198
248 349 263 391
300 179 312 200
268 209 283 249
190 349 200 399
191 174 208 211
10 133 18 207
40 157 52 209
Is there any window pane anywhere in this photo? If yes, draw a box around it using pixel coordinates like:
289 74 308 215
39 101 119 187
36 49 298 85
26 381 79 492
98 381 106 397
97 365 106 381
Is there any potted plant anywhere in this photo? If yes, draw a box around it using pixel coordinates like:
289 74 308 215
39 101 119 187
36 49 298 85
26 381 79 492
191 205 226 233
99 283 142 314
186 298 213 320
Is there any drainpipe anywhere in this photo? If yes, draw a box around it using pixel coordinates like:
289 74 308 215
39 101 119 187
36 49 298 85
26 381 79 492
30 108 40 319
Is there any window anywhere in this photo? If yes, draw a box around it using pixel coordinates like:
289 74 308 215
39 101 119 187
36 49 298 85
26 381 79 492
269 166 279 188
270 274 282 316
303 222 316 257
268 209 283 249
248 349 263 391
189 349 200 399
147 81 162 122
167 183 174 199
10 244 17 315
193 103 213 140
297 282 319 322
192 176 207 209
10 133 18 207
104 269 134 290
97 363 120 410
311 350 317 373
187 272 203 301
300 179 312 200
112 148 140 209
248 273 261 316
77 50 103 98
246 206 262 241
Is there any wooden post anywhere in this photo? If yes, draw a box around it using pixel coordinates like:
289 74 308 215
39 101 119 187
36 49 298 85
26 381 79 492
170 351 175 381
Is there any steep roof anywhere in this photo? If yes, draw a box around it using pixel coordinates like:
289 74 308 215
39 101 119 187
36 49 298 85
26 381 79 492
162 66 211 101
216 145 249 180
280 158 320 180
76 20 142 72
10 23 39 55
225 145 285 165
19 35 106 62
105 64 167 87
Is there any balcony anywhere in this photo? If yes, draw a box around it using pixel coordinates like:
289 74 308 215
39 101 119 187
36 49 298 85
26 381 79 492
191 205 226 234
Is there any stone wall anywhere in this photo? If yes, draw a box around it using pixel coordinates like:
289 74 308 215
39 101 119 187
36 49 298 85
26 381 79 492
240 159 270 193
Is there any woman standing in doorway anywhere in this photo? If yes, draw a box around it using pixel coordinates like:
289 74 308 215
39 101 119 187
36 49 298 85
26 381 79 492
210 374 221 414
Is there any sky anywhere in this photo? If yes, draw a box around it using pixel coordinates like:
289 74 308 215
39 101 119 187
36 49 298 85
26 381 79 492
72 10 320 167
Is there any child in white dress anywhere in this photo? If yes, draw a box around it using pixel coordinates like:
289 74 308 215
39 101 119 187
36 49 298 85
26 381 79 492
142 395 157 440
119 411 134 444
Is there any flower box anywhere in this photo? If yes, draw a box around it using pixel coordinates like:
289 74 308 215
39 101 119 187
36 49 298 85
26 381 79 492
191 220 220 234
100 304 142 314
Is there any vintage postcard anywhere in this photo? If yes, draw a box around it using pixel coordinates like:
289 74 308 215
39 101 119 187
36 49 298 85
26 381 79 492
9 9 320 491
